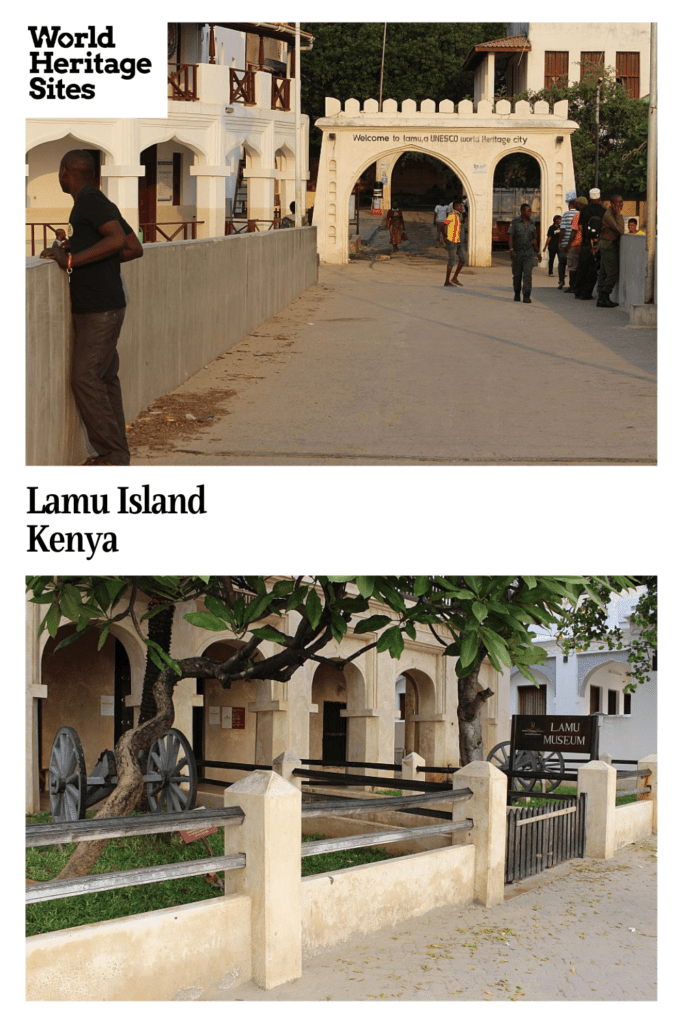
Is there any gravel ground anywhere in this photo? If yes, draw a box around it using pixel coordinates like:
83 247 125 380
204 836 656 1002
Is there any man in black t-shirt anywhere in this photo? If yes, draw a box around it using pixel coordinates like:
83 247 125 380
40 150 143 465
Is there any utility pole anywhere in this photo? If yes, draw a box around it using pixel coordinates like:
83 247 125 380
379 24 387 110
594 78 602 188
295 23 304 227
645 24 657 304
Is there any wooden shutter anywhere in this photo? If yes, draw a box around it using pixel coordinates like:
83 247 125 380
616 52 640 98
544 51 569 89
580 52 605 79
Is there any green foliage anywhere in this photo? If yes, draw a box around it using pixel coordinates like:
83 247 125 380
513 68 649 197
26 575 649 689
301 23 506 157
555 577 656 690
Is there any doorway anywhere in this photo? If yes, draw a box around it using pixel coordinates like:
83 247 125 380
322 701 347 762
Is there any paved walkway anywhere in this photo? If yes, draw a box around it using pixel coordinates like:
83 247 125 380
128 213 656 465
204 836 656 1001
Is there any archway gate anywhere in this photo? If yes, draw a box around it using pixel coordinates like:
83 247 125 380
313 96 578 266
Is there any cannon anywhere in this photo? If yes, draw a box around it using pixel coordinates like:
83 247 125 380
486 740 565 793
48 726 198 822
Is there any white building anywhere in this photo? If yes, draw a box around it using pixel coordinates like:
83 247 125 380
508 589 657 762
464 22 651 104
26 22 313 254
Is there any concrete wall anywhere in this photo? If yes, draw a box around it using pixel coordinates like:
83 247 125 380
301 844 475 958
614 800 653 851
26 895 252 1001
25 227 318 465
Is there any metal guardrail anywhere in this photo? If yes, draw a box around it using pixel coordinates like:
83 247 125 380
26 807 246 905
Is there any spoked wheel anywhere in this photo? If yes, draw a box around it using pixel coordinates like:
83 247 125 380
486 741 538 792
538 749 565 792
49 727 87 822
146 728 197 813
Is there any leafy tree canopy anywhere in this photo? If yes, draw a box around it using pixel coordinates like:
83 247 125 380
301 23 506 158
26 574 653 687
514 67 649 198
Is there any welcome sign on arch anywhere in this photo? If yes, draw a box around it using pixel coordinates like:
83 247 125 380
313 95 578 266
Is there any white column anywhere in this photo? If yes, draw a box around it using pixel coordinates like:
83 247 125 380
454 760 506 907
578 759 616 859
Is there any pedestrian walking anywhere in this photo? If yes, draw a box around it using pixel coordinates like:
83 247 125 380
508 203 541 302
596 194 625 307
443 201 467 287
39 149 143 465
557 197 577 290
543 215 562 277
574 187 605 300
386 203 406 252
433 199 449 247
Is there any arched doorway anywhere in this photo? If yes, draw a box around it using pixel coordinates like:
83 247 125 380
196 640 259 788
387 151 464 212
138 139 199 242
395 669 439 765
313 95 576 265
491 151 542 253
25 134 107 255
310 662 348 763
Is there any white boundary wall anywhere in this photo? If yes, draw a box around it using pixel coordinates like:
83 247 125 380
25 227 318 465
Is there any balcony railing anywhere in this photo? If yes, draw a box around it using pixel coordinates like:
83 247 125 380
26 222 68 257
225 217 280 235
230 68 256 105
139 222 203 243
168 63 198 101
271 76 291 111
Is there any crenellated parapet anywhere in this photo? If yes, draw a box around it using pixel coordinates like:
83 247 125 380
323 97 570 119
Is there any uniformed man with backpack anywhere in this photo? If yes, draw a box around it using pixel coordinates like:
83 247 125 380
596 195 625 307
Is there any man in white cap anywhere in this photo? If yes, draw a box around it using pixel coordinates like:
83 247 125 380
573 187 605 300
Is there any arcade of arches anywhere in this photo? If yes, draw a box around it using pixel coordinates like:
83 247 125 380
25 598 509 812
313 95 577 266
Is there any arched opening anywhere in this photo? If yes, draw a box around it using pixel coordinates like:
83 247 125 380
396 669 438 763
511 669 551 715
138 139 199 242
310 662 349 763
384 151 465 214
582 660 634 717
26 134 108 255
491 151 542 254
38 625 131 809
196 640 259 788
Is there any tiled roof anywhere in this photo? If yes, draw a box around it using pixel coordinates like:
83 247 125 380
462 35 530 70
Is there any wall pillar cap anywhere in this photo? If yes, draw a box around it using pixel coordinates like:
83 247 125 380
402 751 425 768
226 769 297 797
580 759 616 773
458 760 504 779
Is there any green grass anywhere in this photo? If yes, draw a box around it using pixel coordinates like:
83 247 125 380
26 811 225 937
301 833 397 876
26 817 399 936
509 782 638 808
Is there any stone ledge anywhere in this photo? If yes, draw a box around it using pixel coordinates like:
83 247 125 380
630 304 657 327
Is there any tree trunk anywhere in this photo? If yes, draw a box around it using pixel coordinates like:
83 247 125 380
457 663 494 765
138 600 175 726
55 657 215 880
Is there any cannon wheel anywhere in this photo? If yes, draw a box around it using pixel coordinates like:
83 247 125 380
49 727 87 822
537 749 565 793
146 728 197 813
486 741 538 792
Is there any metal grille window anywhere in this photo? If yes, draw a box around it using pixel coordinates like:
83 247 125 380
580 52 605 79
544 51 569 89
616 52 640 98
